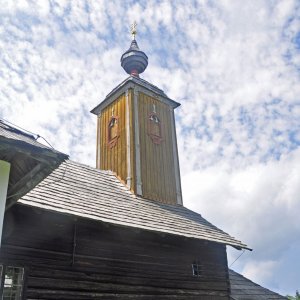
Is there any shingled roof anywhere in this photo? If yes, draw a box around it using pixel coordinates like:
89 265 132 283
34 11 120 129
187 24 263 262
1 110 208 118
18 159 250 250
0 120 67 208
0 120 67 163
0 120 61 154
91 75 180 115
229 269 287 299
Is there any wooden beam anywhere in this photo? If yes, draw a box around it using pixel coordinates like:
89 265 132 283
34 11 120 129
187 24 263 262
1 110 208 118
0 143 57 165
5 162 48 210
0 149 17 162
0 138 67 162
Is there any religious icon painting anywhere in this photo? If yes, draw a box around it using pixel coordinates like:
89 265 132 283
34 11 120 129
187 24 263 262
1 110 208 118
107 115 119 149
148 104 163 144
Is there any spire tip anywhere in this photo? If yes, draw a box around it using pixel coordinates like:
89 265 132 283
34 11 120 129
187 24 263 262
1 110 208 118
130 21 137 40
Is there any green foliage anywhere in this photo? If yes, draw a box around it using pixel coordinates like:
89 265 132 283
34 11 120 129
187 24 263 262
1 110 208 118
287 290 300 300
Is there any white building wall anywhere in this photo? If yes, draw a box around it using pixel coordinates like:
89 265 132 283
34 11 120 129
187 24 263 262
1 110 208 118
0 160 10 246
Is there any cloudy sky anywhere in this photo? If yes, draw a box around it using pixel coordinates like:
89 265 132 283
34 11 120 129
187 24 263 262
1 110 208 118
1 0 300 296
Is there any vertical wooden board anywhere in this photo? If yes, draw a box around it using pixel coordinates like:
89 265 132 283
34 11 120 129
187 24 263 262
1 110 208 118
140 94 153 200
120 94 127 181
168 105 177 203
99 108 105 170
159 100 168 203
142 94 149 198
112 99 116 170
166 106 177 203
117 98 120 173
171 108 183 203
149 96 156 200
138 93 145 195
112 100 117 172
98 94 127 184
105 105 110 171
96 115 100 168
99 113 102 169
143 95 150 196
149 96 157 200
121 95 128 182
162 101 170 203
117 94 126 182
163 98 176 203
117 97 121 177
104 106 108 170
128 89 136 193
102 105 107 170
102 108 107 170
154 98 163 201
138 93 178 204
160 101 170 202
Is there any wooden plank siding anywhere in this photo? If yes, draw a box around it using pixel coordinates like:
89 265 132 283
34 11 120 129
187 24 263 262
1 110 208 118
0 205 230 300
98 93 127 184
95 88 181 204
19 160 249 250
96 114 101 168
229 270 287 299
128 88 136 193
138 92 178 205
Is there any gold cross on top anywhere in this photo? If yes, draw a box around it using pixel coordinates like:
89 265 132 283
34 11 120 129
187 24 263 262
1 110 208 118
131 21 137 40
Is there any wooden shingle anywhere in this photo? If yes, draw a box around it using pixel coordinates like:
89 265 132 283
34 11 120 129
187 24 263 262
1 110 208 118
19 159 250 250
229 269 287 299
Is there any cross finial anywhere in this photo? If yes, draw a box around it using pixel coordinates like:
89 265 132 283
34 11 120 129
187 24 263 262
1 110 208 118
130 21 137 40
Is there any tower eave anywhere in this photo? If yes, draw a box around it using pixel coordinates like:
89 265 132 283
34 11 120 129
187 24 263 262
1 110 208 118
90 76 180 115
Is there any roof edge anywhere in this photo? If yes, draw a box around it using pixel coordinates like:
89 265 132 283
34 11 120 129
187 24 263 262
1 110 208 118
91 76 181 115
18 198 250 250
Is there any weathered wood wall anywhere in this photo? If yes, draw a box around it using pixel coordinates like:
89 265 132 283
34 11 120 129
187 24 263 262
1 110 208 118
138 92 178 205
97 93 128 183
97 90 136 191
96 88 181 204
128 88 136 193
0 205 230 299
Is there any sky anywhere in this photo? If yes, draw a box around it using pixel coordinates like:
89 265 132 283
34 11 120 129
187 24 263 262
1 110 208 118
0 0 300 296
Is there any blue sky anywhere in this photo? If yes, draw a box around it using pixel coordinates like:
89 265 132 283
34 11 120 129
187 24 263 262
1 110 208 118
1 0 300 296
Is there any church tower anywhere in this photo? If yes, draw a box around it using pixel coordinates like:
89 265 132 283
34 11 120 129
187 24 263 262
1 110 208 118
91 23 182 205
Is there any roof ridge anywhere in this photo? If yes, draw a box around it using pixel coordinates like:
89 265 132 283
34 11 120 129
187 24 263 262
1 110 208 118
0 119 36 140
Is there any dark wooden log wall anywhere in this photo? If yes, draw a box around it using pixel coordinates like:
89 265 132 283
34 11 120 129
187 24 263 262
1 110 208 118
0 205 230 300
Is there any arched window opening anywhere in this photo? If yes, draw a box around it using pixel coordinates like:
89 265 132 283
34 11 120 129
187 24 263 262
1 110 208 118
148 112 163 144
107 116 119 148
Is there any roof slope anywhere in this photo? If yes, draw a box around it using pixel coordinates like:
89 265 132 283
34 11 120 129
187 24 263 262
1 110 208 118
0 120 61 154
0 120 67 208
229 269 287 299
91 75 180 115
19 160 249 250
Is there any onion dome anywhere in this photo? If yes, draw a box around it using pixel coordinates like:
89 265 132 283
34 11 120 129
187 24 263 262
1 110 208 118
120 22 148 77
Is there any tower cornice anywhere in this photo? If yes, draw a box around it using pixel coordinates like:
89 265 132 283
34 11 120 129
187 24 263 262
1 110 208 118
91 76 180 115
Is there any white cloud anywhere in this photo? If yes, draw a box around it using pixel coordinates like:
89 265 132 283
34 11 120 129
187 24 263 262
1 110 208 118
243 260 278 284
0 0 299 295
183 148 300 292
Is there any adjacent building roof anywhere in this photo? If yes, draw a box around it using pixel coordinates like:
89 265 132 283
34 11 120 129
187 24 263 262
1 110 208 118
229 269 287 299
0 120 68 209
19 159 250 250
0 120 67 160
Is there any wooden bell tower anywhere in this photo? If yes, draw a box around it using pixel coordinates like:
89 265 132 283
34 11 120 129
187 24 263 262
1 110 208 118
91 24 182 205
